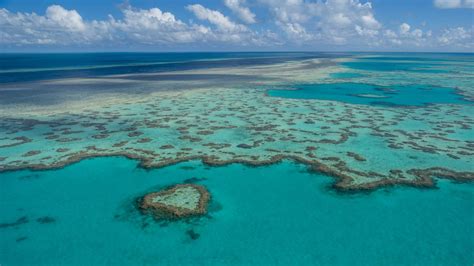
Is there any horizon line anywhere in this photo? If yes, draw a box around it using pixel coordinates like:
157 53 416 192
1 50 473 54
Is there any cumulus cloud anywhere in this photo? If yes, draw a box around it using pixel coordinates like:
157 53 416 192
259 0 313 41
259 0 382 45
277 21 313 41
0 2 472 51
0 6 103 45
438 27 473 47
224 0 256 24
434 0 474 8
110 7 210 44
318 0 382 43
186 4 247 32
46 5 86 32
185 4 259 43
381 23 431 47
0 4 271 47
399 23 411 34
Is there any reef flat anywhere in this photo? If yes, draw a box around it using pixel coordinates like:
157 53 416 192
141 184 210 219
0 53 473 191
0 53 473 265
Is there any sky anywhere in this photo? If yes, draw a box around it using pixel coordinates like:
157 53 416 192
0 0 473 52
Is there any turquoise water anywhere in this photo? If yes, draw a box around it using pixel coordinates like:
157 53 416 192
1 52 473 265
342 61 448 73
1 157 473 265
341 54 473 73
267 83 469 107
330 72 364 79
342 57 448 73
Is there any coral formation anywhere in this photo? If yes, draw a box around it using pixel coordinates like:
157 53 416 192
140 184 210 219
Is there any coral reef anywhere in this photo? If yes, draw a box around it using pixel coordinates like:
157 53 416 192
0 56 472 191
140 184 210 219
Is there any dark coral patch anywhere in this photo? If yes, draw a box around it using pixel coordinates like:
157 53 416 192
16 236 28 242
36 216 56 224
22 150 41 157
237 143 253 149
128 131 144 137
160 145 174 149
0 216 29 229
186 229 200 240
137 138 152 143
347 152 366 162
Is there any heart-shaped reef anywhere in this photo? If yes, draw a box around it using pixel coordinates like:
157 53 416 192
140 184 210 220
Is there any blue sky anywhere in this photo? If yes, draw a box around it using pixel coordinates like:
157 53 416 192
0 0 473 52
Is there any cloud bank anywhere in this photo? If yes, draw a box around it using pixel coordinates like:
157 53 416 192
433 0 474 9
0 1 472 51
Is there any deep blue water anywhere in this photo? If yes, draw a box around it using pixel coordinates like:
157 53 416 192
267 83 469 107
0 52 336 84
0 157 473 265
0 52 343 105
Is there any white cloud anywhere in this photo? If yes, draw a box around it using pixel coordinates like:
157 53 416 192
254 0 472 50
412 29 423 38
434 0 474 8
46 5 86 32
0 5 272 47
0 2 472 51
330 13 352 28
361 14 380 29
277 21 313 41
399 23 411 34
259 0 382 45
186 4 247 32
435 0 462 8
315 0 381 44
0 6 102 45
383 30 402 44
110 7 208 43
380 23 433 47
355 25 379 37
438 27 473 47
224 0 256 24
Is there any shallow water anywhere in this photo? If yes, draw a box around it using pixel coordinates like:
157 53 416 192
0 157 473 265
330 72 364 79
0 52 473 265
342 60 448 73
267 82 469 106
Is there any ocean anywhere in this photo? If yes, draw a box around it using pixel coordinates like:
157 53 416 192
0 52 473 265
